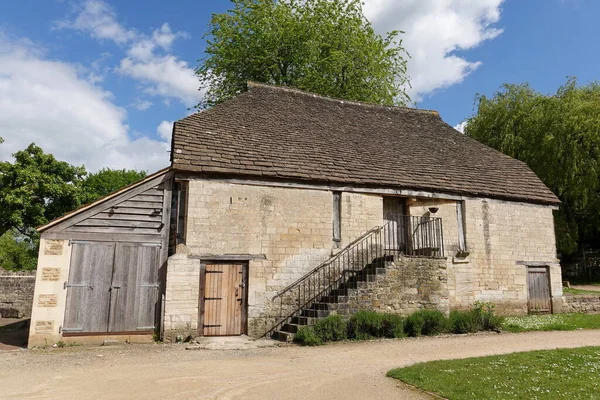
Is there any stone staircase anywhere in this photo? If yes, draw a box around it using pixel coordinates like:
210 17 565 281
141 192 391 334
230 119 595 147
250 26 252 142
262 216 446 342
271 260 392 342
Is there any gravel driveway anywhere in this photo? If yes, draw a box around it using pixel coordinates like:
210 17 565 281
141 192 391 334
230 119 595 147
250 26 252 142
2 330 600 400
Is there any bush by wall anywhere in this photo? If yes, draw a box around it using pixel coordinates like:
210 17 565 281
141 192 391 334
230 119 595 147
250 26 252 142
293 303 503 346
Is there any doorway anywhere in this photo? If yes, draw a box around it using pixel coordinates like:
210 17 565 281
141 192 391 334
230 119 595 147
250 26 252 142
527 266 552 314
63 242 160 334
200 262 248 336
383 197 410 253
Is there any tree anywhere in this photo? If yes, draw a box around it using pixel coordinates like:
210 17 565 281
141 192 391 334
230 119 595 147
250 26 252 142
465 78 600 257
197 0 410 107
0 230 37 271
80 168 147 204
0 143 86 242
0 143 147 270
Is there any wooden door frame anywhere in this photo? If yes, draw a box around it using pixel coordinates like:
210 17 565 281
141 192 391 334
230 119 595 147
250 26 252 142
526 265 553 314
198 260 249 337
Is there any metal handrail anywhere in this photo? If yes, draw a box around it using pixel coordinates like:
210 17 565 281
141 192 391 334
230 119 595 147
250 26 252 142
273 225 383 299
262 214 444 338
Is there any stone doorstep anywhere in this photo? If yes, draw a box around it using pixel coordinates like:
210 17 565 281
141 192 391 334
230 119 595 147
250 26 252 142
185 335 280 351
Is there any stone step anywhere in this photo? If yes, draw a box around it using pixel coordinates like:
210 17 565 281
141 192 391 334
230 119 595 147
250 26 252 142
320 295 349 303
330 288 349 296
291 316 317 326
301 308 330 318
281 323 301 334
271 330 293 342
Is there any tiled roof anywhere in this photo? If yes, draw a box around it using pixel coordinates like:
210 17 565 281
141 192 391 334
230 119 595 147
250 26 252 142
172 82 559 205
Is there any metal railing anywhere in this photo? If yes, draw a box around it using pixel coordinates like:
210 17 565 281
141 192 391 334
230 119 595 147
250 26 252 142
262 215 444 338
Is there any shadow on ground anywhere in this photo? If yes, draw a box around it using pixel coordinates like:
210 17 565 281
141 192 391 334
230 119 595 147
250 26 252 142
0 318 29 350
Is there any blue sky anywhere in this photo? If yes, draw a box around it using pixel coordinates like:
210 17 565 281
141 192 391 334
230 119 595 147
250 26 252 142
0 0 597 172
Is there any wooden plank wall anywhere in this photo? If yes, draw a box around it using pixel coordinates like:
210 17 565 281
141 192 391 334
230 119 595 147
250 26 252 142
64 184 165 242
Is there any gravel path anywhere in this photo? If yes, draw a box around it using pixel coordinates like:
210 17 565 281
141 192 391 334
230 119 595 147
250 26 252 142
1 330 600 400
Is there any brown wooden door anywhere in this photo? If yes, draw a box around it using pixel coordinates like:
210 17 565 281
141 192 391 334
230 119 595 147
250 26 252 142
202 263 246 336
527 266 552 313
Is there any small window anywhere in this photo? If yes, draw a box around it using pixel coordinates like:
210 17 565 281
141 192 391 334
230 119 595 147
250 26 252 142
169 181 188 255
332 192 341 248
457 200 467 252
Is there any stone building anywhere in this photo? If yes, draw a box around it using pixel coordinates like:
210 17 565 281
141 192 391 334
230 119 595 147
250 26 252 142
29 83 561 346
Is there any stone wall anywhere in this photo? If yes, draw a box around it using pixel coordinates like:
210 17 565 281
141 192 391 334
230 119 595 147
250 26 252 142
410 198 560 315
28 239 73 347
164 178 561 339
344 257 449 315
562 294 600 314
163 253 200 342
165 180 382 338
0 270 36 318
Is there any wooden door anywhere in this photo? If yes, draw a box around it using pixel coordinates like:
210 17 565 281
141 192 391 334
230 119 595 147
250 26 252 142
202 263 246 336
108 244 160 333
527 266 552 313
63 242 115 333
383 197 408 252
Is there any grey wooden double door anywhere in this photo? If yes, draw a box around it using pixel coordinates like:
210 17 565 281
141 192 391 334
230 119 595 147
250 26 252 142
63 242 160 334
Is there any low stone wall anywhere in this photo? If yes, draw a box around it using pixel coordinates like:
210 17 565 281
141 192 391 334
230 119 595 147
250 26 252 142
0 270 36 318
344 257 449 315
562 294 600 314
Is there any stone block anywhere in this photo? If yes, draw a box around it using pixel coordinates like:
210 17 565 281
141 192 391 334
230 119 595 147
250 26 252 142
41 268 61 281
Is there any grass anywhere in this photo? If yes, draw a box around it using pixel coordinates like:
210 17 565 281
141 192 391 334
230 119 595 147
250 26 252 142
502 313 600 332
564 287 600 296
388 347 600 400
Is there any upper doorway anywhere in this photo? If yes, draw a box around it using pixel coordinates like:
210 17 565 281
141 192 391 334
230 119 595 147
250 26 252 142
383 197 409 253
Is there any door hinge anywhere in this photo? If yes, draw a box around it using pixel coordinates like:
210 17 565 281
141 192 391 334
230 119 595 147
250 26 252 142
205 270 224 274
61 327 84 332
204 297 223 301
203 324 222 328
64 282 91 289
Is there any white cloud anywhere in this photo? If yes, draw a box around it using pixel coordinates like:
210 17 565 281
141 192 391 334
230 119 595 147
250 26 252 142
117 55 202 106
363 0 504 101
0 34 169 172
157 120 173 142
57 1 201 107
132 99 153 111
454 121 467 134
55 0 137 44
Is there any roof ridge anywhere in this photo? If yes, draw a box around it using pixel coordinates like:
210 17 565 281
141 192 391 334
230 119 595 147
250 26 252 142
246 81 440 116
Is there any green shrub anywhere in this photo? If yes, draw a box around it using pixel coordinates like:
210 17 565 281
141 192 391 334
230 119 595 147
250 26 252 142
449 310 478 334
347 310 383 339
405 312 426 337
312 315 348 342
294 326 322 346
420 310 448 335
381 314 406 338
406 310 448 336
473 301 504 331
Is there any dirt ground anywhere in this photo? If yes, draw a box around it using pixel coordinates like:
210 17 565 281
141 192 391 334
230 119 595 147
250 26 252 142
1 330 600 400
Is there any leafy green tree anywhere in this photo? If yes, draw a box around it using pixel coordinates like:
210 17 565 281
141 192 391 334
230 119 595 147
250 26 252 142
465 78 600 257
0 142 146 270
80 168 147 204
197 0 410 107
0 230 37 271
0 143 86 242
